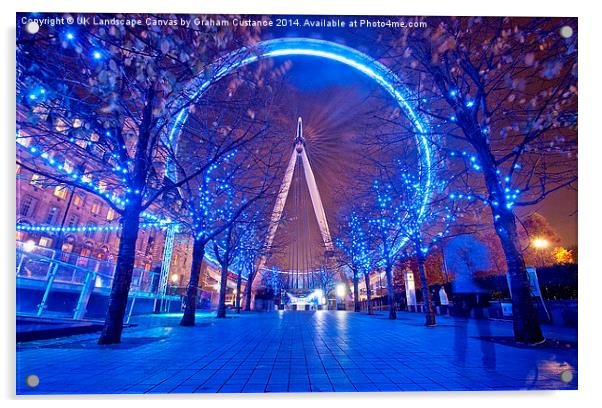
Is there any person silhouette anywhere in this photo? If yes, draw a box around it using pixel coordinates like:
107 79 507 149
439 286 449 314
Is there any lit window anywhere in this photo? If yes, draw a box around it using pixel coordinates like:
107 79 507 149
39 237 53 247
30 174 43 187
73 193 85 207
98 181 107 193
32 105 49 121
62 243 74 253
16 164 21 174
63 160 74 173
53 186 68 199
106 208 116 221
55 119 68 132
91 200 103 215
16 135 31 147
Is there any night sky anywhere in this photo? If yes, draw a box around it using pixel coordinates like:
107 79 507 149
265 57 388 271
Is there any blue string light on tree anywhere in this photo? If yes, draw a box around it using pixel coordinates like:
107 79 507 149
16 221 173 234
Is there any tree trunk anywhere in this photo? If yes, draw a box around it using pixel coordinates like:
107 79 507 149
384 265 397 319
180 239 205 326
244 270 254 311
216 262 229 318
98 88 153 345
98 207 140 344
496 208 544 343
353 274 360 312
476 137 544 344
416 246 436 326
364 273 373 315
235 271 242 313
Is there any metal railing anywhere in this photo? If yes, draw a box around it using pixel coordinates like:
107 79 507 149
16 241 181 321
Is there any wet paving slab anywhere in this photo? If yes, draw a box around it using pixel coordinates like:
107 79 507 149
16 310 577 394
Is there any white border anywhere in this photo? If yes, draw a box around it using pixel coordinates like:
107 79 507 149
2 1 599 408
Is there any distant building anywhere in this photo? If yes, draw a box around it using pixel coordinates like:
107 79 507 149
16 139 244 308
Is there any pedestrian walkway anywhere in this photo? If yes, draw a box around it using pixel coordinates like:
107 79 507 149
16 311 577 394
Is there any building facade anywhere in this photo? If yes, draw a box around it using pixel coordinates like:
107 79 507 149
17 139 247 309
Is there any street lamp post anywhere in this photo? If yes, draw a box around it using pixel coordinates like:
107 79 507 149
335 283 346 310
170 274 180 295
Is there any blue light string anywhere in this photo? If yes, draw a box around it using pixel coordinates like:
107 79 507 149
16 221 175 233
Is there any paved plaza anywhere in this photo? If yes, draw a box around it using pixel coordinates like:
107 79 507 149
16 311 577 394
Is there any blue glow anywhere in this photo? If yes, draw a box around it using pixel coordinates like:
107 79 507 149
16 221 171 233
92 51 102 60
166 38 434 257
66 32 74 40
19 138 173 224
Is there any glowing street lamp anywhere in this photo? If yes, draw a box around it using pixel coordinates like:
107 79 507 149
532 238 549 249
532 237 550 267
336 283 346 298
23 240 36 253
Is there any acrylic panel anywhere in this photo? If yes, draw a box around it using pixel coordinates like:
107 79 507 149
16 13 577 395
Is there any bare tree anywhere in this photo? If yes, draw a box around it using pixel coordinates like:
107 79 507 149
385 17 577 343
335 208 378 313
168 99 280 325
210 145 283 318
313 266 338 300
238 212 286 312
16 14 269 343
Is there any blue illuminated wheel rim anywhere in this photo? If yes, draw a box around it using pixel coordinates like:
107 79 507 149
168 38 433 255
